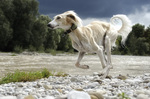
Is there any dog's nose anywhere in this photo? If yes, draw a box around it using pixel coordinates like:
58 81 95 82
47 24 54 29
47 24 51 27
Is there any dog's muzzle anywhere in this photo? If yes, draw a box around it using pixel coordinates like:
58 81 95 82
47 24 54 29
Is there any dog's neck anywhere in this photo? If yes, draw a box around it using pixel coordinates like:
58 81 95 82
64 23 77 35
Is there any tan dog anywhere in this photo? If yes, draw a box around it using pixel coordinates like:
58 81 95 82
47 11 132 78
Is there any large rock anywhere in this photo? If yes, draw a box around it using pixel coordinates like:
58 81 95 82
67 90 91 99
44 96 55 99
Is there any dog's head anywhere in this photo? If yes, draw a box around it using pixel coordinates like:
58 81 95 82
47 11 82 30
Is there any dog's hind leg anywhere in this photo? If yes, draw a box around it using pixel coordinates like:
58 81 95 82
75 52 89 69
96 46 111 78
97 46 107 69
105 36 113 69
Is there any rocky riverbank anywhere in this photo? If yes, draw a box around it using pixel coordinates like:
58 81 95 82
0 73 150 99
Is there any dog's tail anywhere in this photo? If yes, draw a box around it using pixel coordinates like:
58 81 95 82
110 14 132 44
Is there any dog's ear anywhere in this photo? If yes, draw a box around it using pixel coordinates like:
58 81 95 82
67 14 75 21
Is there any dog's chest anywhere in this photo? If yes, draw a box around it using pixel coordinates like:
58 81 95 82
70 34 93 52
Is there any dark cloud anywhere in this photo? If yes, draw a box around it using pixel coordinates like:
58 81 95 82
37 0 150 18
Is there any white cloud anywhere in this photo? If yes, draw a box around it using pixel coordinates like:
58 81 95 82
128 4 150 27
82 4 150 27
82 17 109 26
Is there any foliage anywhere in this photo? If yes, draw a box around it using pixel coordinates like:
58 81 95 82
118 92 131 99
0 0 73 53
13 45 23 53
113 24 150 55
0 7 13 51
0 68 67 84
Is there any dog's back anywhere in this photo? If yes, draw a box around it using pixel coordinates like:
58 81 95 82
79 14 132 47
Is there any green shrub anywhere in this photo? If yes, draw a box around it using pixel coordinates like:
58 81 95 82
13 46 23 53
50 49 57 56
45 48 51 53
42 68 53 78
55 72 68 77
118 92 131 99
28 45 36 52
0 68 67 84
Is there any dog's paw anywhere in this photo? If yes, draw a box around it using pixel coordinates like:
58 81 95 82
81 65 89 69
98 68 110 79
78 65 89 69
75 63 89 69
97 73 107 79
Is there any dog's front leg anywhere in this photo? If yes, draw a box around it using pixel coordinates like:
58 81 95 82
75 52 89 69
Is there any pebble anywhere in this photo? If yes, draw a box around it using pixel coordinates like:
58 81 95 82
0 74 150 99
43 85 53 90
0 96 17 99
137 94 149 99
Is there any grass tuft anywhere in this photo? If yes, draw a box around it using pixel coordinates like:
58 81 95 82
0 68 67 85
118 92 131 99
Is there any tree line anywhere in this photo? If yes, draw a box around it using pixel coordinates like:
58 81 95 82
113 24 150 56
0 0 150 55
0 0 73 53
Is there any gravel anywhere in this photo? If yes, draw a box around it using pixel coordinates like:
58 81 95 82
0 73 150 99
0 53 150 99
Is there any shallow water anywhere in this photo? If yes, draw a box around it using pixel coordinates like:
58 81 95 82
0 53 150 78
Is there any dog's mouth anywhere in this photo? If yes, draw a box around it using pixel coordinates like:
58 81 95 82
47 24 59 29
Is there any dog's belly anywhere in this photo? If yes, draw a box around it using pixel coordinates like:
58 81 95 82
72 41 96 53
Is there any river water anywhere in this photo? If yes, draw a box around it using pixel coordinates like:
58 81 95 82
0 53 150 78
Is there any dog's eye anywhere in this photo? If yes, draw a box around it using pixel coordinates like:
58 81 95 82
56 16 61 20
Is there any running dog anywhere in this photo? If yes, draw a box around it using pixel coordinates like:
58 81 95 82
47 11 132 78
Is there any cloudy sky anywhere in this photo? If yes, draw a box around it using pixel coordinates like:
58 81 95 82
37 0 150 27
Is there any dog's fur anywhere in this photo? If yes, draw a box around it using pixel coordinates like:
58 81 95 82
48 11 132 78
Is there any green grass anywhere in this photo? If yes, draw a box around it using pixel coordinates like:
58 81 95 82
118 92 131 99
0 68 67 85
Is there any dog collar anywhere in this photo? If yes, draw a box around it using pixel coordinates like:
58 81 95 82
63 23 77 36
